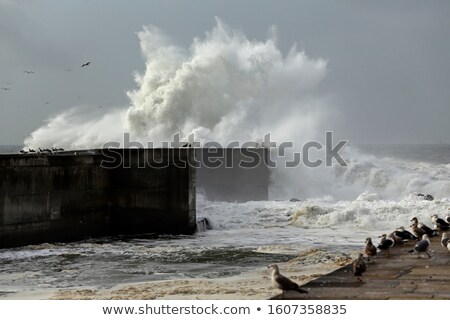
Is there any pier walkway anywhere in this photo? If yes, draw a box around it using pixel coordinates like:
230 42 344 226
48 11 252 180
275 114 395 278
271 239 450 299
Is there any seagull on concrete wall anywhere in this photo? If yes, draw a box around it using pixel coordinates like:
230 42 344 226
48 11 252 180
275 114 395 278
393 226 418 241
352 253 366 282
431 214 450 231
410 217 437 238
268 264 307 297
364 237 377 262
377 234 394 257
441 232 450 253
408 234 431 258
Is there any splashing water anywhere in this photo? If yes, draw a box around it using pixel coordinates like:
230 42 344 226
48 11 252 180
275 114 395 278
22 19 450 202
25 18 328 149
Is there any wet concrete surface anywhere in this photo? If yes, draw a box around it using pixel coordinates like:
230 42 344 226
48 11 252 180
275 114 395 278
270 238 450 299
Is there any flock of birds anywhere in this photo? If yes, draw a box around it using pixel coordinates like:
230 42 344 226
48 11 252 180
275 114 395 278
3 61 112 110
353 213 450 281
1 62 92 93
19 147 64 154
268 213 450 297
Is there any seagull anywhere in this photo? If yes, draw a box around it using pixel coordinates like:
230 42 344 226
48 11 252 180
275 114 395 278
431 214 450 231
408 234 431 258
377 234 394 257
393 226 418 241
352 253 366 282
1 87 11 91
23 70 35 74
410 217 437 237
418 222 438 237
268 264 307 297
364 237 377 262
410 221 426 239
81 61 92 67
441 232 450 252
389 231 406 245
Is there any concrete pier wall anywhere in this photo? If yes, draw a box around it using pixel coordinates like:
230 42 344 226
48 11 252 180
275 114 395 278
196 148 269 202
0 149 196 248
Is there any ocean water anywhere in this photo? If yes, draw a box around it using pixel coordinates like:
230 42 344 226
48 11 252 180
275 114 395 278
0 144 449 297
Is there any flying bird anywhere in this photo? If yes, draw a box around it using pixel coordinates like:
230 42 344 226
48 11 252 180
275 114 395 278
408 234 431 258
352 253 367 282
364 237 377 262
268 264 307 297
23 70 35 74
81 61 92 67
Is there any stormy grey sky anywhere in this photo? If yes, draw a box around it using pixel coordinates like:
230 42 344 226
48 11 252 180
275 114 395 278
1 0 449 145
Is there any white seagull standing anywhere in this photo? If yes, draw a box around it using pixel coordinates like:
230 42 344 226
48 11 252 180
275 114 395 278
441 232 450 253
408 234 431 258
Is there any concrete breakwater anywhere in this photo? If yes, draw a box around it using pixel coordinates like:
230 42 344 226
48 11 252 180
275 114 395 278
196 148 269 202
0 149 196 248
